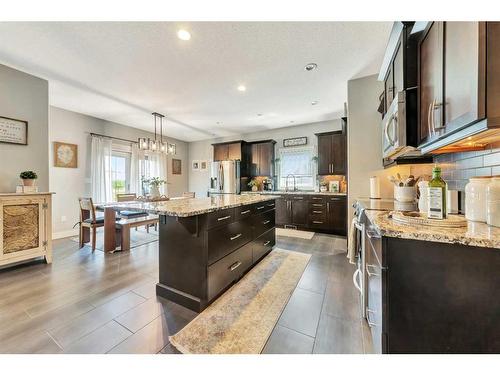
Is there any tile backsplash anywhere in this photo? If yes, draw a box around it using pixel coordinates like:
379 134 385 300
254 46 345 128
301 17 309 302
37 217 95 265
435 141 500 191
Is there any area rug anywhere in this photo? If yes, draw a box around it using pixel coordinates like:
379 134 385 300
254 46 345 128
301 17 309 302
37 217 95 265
276 227 315 240
70 227 158 252
169 248 311 354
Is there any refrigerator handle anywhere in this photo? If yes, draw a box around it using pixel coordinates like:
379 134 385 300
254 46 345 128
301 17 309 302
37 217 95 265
219 164 224 191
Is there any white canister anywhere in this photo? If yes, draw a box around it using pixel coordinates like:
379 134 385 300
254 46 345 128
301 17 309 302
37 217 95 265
465 177 491 222
394 186 416 203
486 177 500 227
370 176 381 199
418 181 429 214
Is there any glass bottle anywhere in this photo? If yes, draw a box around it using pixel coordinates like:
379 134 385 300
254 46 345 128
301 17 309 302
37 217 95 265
428 166 447 219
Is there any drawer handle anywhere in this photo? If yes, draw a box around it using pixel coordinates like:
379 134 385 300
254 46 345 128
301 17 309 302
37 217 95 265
312 210 323 214
331 198 343 201
240 210 251 215
312 221 323 224
230 233 242 241
366 264 380 277
293 197 303 200
262 220 270 225
312 197 322 200
229 261 242 271
256 206 265 210
263 240 271 246
267 203 275 207
366 309 378 327
312 204 323 207
217 215 231 221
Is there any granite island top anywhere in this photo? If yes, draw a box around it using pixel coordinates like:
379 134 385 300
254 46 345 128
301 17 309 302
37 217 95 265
365 210 500 249
242 191 347 196
104 194 280 217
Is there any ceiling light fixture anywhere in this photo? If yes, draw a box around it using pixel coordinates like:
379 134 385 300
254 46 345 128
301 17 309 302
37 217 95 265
311 101 319 105
237 85 246 92
177 29 191 41
138 112 176 155
304 63 318 71
257 113 263 117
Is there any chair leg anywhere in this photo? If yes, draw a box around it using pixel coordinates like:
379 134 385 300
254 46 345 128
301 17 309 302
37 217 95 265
155 223 158 231
146 225 149 233
92 227 97 252
79 225 84 248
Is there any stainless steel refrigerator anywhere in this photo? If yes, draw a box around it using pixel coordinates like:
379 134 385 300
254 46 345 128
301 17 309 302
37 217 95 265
209 160 241 195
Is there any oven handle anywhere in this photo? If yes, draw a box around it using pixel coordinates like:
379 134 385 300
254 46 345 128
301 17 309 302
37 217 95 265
352 268 362 293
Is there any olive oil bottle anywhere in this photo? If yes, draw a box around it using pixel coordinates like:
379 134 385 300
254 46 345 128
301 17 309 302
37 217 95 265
428 165 447 219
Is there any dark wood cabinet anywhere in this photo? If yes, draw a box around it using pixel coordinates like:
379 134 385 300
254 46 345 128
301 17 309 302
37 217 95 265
275 197 290 226
290 196 308 226
249 140 276 177
316 130 347 176
213 143 229 161
327 196 347 235
213 141 243 161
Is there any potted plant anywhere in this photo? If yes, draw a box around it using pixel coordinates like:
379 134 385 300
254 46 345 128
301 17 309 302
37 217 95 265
142 177 166 198
19 171 38 186
320 181 328 193
248 179 259 192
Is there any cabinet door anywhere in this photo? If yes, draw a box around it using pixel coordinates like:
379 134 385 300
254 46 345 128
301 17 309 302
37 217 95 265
250 143 260 176
317 134 332 175
227 142 242 160
444 22 484 134
419 22 444 145
258 142 274 177
291 197 308 226
275 197 290 225
328 197 347 235
393 41 404 96
331 134 346 175
213 144 228 161
0 197 45 260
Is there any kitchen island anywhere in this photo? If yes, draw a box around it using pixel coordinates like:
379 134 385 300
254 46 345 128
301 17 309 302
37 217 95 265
111 194 278 312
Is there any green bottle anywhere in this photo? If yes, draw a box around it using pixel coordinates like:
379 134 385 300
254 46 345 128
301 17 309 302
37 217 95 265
428 165 447 219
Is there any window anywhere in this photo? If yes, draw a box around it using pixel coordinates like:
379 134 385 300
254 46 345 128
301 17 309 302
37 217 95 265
278 147 315 190
111 151 131 200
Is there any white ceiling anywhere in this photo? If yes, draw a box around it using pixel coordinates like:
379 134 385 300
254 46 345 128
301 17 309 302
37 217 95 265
0 22 392 142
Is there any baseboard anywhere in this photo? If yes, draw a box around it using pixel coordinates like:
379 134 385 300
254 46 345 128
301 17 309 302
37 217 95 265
53 229 79 240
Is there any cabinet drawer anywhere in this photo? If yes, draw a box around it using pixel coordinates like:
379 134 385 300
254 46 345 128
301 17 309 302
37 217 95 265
309 215 329 229
253 228 276 263
264 200 276 211
207 218 252 265
234 205 253 221
310 202 326 210
310 195 327 203
207 208 235 229
207 242 253 301
252 209 276 238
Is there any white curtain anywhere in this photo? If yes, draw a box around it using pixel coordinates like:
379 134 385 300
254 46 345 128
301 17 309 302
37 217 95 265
147 152 169 195
130 143 144 195
90 136 113 203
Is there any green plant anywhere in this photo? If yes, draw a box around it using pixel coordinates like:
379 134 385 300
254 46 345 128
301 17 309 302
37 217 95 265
320 181 328 187
19 171 38 179
248 179 258 188
311 156 318 163
142 177 166 187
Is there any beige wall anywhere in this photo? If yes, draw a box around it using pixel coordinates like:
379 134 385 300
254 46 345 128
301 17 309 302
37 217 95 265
188 119 343 198
0 64 49 192
49 106 189 238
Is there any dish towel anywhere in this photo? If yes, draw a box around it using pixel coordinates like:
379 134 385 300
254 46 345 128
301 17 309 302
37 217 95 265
347 217 358 264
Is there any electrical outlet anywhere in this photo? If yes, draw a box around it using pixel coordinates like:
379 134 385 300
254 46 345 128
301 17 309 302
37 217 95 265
61 216 67 222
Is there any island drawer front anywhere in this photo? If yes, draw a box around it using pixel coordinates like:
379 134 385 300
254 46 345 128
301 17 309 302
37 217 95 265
234 205 254 221
207 218 252 265
253 228 276 263
207 208 235 229
252 209 276 238
207 242 253 301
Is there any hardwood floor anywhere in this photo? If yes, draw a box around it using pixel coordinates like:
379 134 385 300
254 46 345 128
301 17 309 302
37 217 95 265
0 231 370 354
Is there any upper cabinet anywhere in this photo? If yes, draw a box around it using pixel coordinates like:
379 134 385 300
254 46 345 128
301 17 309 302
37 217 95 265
419 22 500 154
316 119 347 176
249 140 276 177
212 141 251 176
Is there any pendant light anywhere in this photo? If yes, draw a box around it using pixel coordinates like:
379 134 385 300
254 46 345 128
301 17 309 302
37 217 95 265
138 112 176 155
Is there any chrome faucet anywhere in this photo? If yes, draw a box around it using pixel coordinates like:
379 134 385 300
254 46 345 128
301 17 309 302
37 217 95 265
285 174 297 192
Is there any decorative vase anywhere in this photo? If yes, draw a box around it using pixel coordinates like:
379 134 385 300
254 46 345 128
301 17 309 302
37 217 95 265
320 186 327 192
22 179 35 186
251 185 258 192
150 185 160 198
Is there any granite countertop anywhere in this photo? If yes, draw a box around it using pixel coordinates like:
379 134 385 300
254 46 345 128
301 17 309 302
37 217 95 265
365 210 500 249
104 194 280 217
0 192 55 196
243 191 347 196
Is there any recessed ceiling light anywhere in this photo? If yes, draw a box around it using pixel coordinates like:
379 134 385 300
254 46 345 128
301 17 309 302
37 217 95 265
257 113 263 117
290 121 295 123
177 29 191 41
311 101 319 105
304 63 318 71
216 121 222 125
237 85 246 92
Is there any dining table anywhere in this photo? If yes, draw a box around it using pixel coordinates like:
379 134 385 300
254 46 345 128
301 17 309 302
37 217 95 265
95 196 185 252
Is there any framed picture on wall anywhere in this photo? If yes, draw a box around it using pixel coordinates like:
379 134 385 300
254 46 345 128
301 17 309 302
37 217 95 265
172 159 182 175
283 136 307 147
0 116 28 145
192 160 200 171
200 161 208 171
54 142 78 168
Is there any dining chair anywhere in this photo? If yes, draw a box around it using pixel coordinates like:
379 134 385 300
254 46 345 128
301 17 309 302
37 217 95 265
183 192 196 198
78 197 117 251
116 193 155 232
